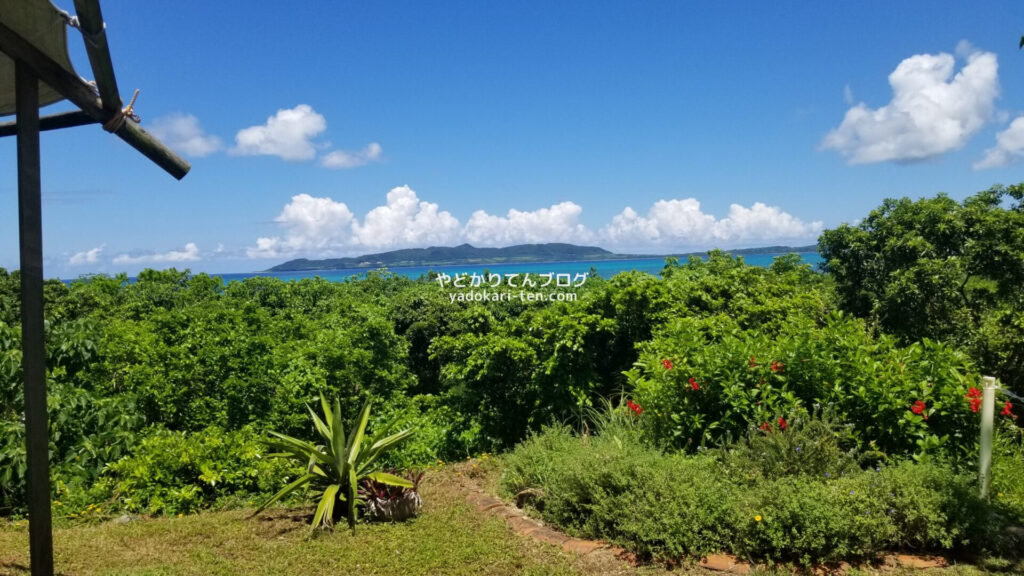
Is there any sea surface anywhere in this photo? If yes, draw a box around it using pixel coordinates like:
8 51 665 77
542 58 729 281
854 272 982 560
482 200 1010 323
214 252 823 284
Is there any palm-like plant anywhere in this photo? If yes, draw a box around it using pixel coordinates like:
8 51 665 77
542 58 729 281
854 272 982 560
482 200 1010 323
252 394 415 530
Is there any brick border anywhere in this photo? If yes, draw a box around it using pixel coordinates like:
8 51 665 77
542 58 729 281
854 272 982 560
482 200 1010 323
459 474 966 574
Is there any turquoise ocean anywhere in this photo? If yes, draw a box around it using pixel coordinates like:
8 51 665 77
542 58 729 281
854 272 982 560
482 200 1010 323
215 252 823 284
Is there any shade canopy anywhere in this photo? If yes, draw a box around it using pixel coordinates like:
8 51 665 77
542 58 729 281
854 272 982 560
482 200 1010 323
0 0 77 116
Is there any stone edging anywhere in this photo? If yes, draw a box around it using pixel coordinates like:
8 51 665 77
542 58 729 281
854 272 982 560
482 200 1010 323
461 478 953 574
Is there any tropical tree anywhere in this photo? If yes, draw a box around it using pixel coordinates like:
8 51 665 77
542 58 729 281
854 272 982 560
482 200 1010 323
819 184 1024 392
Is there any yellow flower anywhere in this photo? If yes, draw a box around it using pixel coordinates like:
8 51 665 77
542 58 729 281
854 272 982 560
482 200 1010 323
754 515 762 522
177 513 183 518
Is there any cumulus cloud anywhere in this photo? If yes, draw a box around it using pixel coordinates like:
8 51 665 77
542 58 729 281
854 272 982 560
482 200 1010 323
464 202 592 246
601 199 822 251
69 245 103 265
249 187 461 258
113 243 201 265
231 104 326 161
148 114 223 157
249 187 822 259
974 116 1024 169
321 142 383 169
821 45 999 164
353 186 460 248
248 194 355 258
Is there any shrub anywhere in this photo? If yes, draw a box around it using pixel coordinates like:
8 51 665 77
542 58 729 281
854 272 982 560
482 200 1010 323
500 423 1010 565
501 425 737 559
103 426 290 515
880 459 999 551
717 409 863 481
992 424 1024 524
733 473 895 565
632 311 979 459
370 394 459 469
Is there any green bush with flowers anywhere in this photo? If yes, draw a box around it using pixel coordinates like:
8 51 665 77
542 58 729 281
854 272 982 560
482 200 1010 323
501 404 1015 566
630 311 991 459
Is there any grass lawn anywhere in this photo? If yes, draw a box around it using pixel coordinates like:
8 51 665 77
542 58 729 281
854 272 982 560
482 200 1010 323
0 468 582 576
0 464 1019 576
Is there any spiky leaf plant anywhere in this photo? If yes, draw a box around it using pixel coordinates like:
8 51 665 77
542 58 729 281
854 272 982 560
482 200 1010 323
252 394 414 530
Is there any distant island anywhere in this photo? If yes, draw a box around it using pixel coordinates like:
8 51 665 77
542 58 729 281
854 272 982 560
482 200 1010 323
267 243 818 272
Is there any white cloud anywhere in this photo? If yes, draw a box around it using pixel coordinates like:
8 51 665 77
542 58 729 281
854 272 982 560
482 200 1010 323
601 199 822 251
248 187 460 258
231 104 326 161
353 186 460 248
247 193 355 258
321 142 383 169
69 245 103 265
464 202 591 246
249 188 822 259
821 45 999 164
113 243 201 265
148 114 222 157
974 116 1024 169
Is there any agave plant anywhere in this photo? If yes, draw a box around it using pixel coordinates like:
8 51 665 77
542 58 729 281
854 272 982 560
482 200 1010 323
252 394 415 530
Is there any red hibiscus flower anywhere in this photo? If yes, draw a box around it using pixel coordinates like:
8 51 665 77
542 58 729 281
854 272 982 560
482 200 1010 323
778 417 787 430
758 421 772 432
1001 401 1016 418
661 358 673 370
966 387 983 413
911 400 928 420
688 377 700 391
627 400 644 415
770 360 783 373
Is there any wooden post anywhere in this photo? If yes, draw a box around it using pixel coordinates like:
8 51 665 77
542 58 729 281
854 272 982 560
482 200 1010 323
0 19 190 180
72 0 122 116
16 60 55 576
0 110 98 137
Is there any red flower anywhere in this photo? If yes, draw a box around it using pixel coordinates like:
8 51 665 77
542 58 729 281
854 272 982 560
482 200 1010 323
749 356 758 368
778 417 787 430
627 400 644 415
911 400 928 420
661 358 673 370
689 377 700 391
758 421 772 432
770 360 784 373
1001 401 1016 418
965 387 983 413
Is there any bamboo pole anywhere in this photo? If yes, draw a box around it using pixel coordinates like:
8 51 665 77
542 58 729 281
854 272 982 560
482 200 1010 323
0 109 98 137
0 20 190 179
16 60 55 576
71 0 122 117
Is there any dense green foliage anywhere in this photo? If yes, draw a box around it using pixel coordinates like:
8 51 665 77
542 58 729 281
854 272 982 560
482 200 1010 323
819 184 1024 392
500 411 1013 565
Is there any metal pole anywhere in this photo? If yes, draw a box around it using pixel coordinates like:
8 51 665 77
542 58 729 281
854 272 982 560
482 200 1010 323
16 60 54 576
979 376 996 501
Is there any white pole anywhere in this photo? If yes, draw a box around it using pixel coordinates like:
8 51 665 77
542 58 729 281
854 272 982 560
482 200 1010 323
979 376 997 500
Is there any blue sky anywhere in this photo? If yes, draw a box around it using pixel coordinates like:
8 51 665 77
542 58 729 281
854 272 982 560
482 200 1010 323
2 0 1024 277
